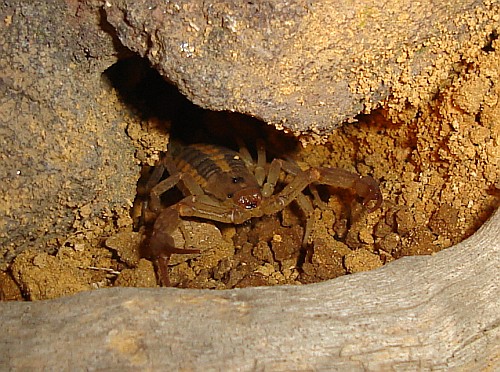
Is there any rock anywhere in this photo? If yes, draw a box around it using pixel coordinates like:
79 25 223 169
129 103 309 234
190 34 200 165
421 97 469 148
0 1 137 267
104 0 499 135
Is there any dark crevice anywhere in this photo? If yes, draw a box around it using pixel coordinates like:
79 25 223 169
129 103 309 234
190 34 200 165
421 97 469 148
102 55 299 153
482 29 498 53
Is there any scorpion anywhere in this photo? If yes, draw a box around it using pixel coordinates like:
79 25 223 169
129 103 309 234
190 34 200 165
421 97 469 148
140 141 382 286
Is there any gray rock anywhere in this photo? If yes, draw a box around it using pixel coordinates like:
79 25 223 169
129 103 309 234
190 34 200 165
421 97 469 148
105 0 497 134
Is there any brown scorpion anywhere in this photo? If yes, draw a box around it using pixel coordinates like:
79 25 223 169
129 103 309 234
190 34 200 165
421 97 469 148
140 141 382 286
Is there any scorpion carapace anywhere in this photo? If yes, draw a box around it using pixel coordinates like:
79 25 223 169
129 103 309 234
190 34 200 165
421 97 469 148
141 141 382 286
173 143 263 209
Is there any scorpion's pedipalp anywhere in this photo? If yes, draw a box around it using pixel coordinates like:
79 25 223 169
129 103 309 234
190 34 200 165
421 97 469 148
318 168 383 212
262 168 321 215
149 207 200 286
355 175 383 212
177 195 264 224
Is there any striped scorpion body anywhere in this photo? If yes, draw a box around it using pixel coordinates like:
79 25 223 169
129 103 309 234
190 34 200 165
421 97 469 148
141 141 382 286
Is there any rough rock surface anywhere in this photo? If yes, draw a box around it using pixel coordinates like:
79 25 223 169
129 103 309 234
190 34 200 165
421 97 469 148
104 0 500 135
0 1 137 266
1 208 499 370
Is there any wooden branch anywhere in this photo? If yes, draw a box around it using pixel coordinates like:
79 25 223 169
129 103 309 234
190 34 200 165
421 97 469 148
1 210 499 370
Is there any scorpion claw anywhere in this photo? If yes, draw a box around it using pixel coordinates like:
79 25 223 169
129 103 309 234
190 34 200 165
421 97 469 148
149 207 200 286
355 176 383 212
318 168 383 212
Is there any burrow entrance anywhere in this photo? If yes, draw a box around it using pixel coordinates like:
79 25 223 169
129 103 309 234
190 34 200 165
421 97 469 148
2 55 498 299
102 56 498 289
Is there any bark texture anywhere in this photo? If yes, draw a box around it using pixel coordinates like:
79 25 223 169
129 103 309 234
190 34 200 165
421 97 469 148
2 209 499 370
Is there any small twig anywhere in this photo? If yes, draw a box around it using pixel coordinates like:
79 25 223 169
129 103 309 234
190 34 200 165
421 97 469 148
79 266 121 276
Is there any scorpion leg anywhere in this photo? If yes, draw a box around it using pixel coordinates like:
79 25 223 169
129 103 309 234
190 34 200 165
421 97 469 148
236 138 267 187
149 173 183 213
236 139 254 168
149 168 205 213
295 192 315 246
148 149 207 210
308 183 330 210
265 159 317 246
261 158 283 197
259 157 316 245
254 139 267 186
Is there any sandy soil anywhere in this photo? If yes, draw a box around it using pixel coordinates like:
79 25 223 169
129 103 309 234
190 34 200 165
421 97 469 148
1 44 498 301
